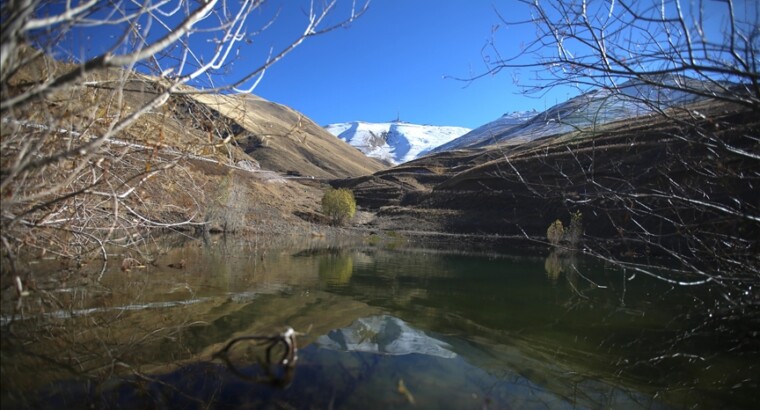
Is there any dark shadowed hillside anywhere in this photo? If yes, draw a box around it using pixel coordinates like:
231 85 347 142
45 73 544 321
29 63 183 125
335 99 759 273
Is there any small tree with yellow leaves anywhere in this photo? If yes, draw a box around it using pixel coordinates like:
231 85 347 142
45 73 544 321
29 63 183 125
321 188 356 225
546 219 564 247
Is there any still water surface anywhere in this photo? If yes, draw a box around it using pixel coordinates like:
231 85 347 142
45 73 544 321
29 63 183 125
1 235 756 409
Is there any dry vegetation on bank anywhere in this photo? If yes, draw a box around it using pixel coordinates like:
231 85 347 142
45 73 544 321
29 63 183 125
1 47 384 285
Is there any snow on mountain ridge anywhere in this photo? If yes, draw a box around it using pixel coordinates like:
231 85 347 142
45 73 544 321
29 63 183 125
324 121 470 164
435 76 716 152
430 110 538 153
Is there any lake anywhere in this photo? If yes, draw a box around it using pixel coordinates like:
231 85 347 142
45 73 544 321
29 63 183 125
1 234 756 409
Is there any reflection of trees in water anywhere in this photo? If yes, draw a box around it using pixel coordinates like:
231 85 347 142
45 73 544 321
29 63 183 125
5 242 756 408
543 250 577 285
544 251 562 281
1 303 210 407
0 236 362 407
539 251 759 407
318 252 354 285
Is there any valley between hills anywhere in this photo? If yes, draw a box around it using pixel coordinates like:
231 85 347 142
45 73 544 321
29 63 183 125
2 48 758 265
3 1 760 408
2 41 759 410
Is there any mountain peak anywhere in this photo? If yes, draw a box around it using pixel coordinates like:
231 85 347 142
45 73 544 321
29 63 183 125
433 79 718 153
430 110 536 153
324 121 470 164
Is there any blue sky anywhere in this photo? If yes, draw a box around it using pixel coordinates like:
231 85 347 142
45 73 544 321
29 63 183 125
243 0 754 128
246 1 564 128
43 0 752 129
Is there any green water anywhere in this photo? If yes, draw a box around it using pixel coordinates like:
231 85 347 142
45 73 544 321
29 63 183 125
1 236 757 409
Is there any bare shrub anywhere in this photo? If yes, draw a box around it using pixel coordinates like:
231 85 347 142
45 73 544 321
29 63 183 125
472 0 759 287
565 210 583 248
205 172 248 233
0 2 370 399
1 0 368 275
465 0 760 373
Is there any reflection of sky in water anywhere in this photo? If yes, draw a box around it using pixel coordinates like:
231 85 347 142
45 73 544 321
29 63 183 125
32 330 663 409
316 315 456 359
5 241 751 409
306 315 668 409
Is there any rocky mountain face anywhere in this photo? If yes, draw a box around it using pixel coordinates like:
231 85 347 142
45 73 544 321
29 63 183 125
324 121 470 164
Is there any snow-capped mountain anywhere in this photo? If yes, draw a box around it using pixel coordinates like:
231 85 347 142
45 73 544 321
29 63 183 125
430 110 538 153
324 121 470 164
434 76 712 152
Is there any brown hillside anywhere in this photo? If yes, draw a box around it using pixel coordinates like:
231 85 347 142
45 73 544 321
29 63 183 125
4 46 384 179
2 47 383 265
187 92 386 178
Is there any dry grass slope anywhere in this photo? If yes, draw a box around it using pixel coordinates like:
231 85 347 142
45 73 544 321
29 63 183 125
1 48 386 273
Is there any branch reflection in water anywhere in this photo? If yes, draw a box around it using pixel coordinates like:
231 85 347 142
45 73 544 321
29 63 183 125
212 326 305 388
1 236 756 409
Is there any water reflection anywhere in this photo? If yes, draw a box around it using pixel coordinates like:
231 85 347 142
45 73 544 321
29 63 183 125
317 315 456 359
544 249 578 286
1 237 756 409
318 250 354 286
24 315 665 410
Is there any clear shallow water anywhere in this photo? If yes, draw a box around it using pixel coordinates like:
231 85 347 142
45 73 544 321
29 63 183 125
1 236 757 409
